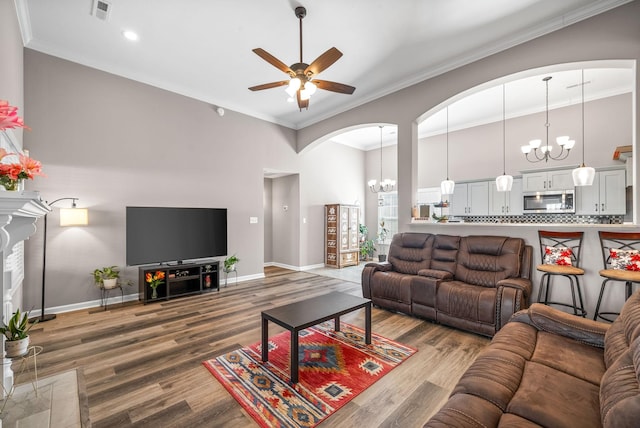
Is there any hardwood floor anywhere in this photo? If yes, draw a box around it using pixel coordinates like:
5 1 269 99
17 267 489 427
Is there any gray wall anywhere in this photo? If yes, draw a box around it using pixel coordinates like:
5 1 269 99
298 140 365 268
271 175 300 268
418 94 632 187
0 0 24 145
263 179 273 264
20 50 367 310
5 1 640 313
296 1 640 231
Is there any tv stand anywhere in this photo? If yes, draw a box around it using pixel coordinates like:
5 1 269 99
138 260 220 304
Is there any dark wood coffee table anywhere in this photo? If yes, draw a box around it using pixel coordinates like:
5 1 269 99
261 291 372 383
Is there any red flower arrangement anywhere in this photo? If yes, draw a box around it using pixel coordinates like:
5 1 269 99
0 100 30 132
0 149 44 190
0 100 44 191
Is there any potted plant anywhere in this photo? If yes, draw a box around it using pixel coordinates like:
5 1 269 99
224 254 239 273
359 224 369 245
1 309 36 358
92 266 121 289
377 220 390 262
360 239 376 261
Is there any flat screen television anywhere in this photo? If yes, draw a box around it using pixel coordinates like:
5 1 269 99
126 206 227 266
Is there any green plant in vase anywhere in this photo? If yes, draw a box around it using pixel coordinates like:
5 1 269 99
92 265 121 289
224 254 239 273
1 308 37 357
360 239 376 261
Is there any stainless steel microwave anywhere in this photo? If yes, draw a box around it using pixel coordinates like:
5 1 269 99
523 190 575 214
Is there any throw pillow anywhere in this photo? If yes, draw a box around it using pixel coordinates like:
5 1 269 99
609 248 640 271
544 246 573 266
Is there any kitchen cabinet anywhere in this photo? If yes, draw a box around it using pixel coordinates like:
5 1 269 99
450 181 489 216
489 178 523 215
576 169 626 215
522 169 574 192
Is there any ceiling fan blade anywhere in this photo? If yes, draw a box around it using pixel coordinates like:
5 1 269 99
249 81 290 91
252 48 293 75
305 47 343 76
313 79 356 95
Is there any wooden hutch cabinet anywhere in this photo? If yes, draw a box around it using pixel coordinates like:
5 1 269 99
325 204 360 268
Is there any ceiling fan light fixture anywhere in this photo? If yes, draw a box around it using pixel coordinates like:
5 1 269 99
249 6 355 110
300 89 311 101
288 77 301 91
304 81 317 95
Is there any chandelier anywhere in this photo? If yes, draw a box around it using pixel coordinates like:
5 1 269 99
368 126 395 193
521 76 575 162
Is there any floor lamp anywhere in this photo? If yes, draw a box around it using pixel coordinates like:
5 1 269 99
30 197 89 323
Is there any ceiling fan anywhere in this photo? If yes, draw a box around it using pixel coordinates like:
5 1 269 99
249 6 355 111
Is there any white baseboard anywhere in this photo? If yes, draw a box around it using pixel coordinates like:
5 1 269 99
263 262 324 271
267 262 300 271
30 273 266 316
28 293 141 317
300 263 324 271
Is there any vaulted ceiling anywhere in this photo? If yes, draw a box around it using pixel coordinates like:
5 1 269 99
16 0 631 134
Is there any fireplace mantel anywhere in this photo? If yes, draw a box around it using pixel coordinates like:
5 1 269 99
0 190 50 396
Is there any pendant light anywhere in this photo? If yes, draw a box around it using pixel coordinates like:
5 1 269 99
572 69 595 186
440 107 455 195
496 84 513 191
368 125 396 193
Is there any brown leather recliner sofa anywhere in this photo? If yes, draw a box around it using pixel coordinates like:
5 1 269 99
361 233 533 337
425 290 640 427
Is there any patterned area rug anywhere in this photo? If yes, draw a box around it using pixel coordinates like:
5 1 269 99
203 322 417 427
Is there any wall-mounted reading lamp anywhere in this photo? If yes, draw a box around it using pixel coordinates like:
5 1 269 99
30 197 88 323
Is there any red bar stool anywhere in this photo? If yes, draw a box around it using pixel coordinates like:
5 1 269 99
536 230 586 317
594 231 640 322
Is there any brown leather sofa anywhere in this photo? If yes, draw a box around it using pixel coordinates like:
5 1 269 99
361 233 533 337
425 290 640 427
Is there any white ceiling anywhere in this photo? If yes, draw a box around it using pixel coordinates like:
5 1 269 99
16 0 632 134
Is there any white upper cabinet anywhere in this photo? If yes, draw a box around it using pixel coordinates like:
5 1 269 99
450 181 489 216
522 169 574 192
489 178 523 215
576 169 626 215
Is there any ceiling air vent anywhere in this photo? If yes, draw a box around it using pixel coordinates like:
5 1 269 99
92 0 112 21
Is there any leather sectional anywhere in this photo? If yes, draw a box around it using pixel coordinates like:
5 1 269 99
425 291 640 427
361 233 533 337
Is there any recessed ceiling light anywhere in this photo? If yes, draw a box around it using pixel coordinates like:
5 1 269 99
122 30 139 41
